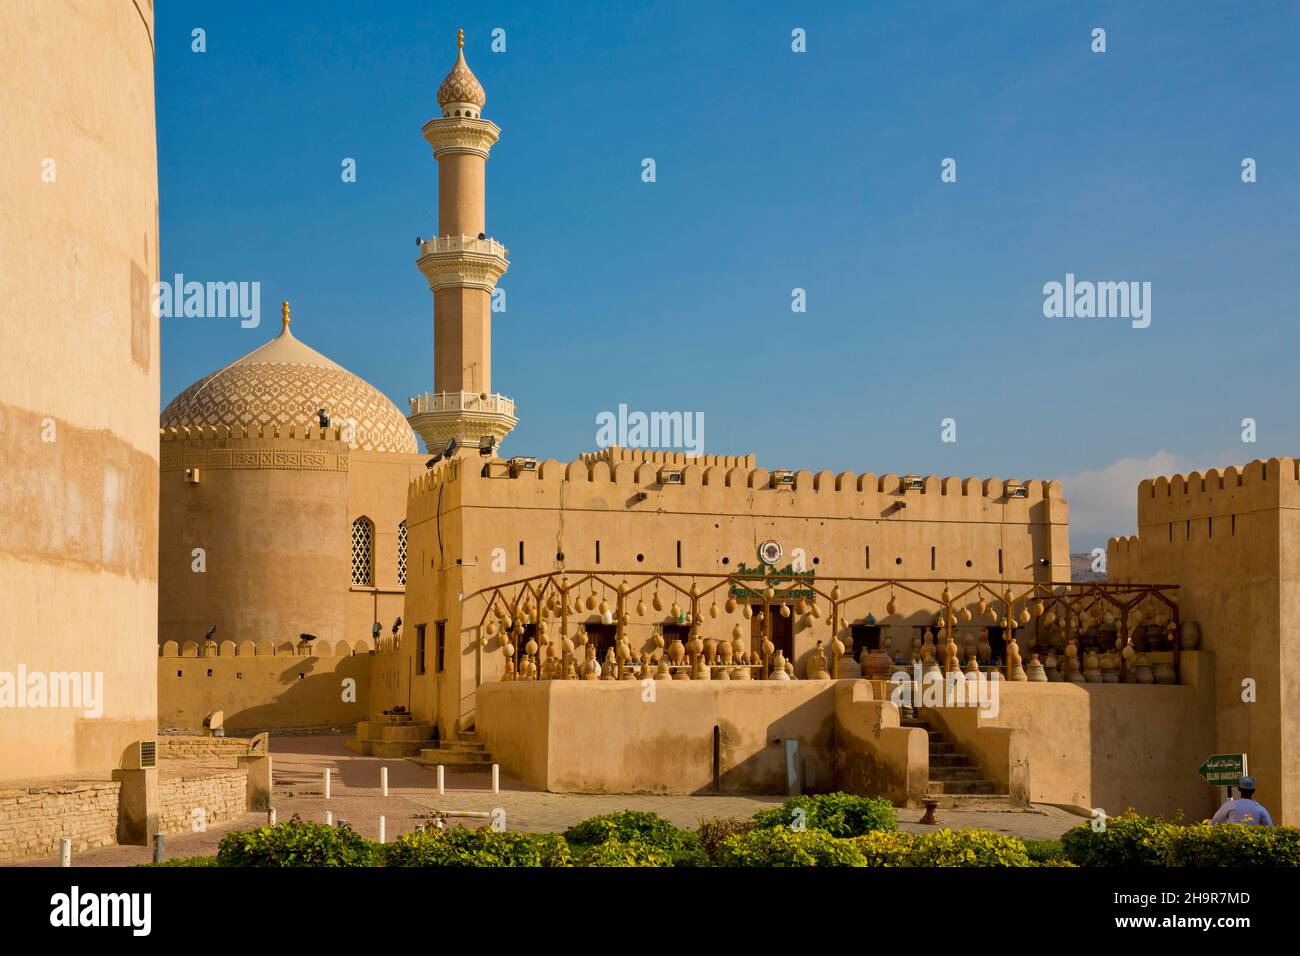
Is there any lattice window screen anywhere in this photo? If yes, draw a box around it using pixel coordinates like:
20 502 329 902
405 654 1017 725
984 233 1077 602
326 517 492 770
397 520 408 587
351 517 374 586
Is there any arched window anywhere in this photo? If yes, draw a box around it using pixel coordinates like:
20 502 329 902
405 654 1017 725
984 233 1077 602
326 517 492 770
397 520 408 587
351 516 374 586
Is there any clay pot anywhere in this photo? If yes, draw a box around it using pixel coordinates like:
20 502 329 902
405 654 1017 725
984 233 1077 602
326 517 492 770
667 638 686 666
1180 621 1201 651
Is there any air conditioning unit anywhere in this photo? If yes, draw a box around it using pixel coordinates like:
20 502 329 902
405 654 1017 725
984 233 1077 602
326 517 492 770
902 475 925 491
120 740 157 770
770 471 795 487
659 469 684 485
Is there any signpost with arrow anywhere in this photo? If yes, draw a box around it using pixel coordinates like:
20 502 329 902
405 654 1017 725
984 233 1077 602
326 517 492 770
1199 753 1247 800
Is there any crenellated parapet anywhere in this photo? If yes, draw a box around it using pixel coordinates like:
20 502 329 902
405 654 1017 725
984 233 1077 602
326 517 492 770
1134 457 1300 524
159 423 350 473
160 636 374 658
404 449 1066 525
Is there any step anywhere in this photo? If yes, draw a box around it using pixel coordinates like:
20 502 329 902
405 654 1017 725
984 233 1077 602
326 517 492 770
430 741 487 753
929 766 987 782
414 749 494 766
928 753 973 768
927 779 1001 796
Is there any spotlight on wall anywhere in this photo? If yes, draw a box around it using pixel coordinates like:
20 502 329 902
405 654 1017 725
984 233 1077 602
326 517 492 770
1038 557 1051 567
901 475 925 491
392 617 402 635
659 468 684 485
372 622 382 639
477 232 486 240
478 435 497 456
425 453 444 469
444 439 462 459
508 456 538 476
415 236 424 247
204 624 217 640
1006 482 1028 499
770 470 795 487
316 408 331 428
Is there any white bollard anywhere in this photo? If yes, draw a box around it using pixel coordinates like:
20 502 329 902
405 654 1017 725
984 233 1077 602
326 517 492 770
492 764 500 794
381 766 388 797
59 837 71 867
437 764 444 795
268 808 277 826
378 815 386 844
325 810 333 825
324 767 331 800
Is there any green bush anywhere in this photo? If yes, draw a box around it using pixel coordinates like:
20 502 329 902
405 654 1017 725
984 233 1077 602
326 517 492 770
563 811 684 847
385 826 571 867
563 810 706 866
1060 813 1177 867
905 829 1031 867
1023 838 1067 865
852 830 917 866
718 827 867 867
571 839 684 867
137 855 219 867
697 816 757 864
1164 824 1300 867
216 816 380 867
752 792 896 838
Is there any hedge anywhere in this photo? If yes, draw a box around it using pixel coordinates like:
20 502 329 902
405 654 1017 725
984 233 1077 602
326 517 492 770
751 792 896 837
216 816 381 867
385 826 571 867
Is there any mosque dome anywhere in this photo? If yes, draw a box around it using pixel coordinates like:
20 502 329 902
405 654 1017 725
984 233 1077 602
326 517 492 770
437 30 486 114
160 303 419 455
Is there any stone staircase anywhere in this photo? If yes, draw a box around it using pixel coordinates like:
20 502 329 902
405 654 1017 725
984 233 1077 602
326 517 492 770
345 713 436 758
902 716 1006 804
410 730 495 773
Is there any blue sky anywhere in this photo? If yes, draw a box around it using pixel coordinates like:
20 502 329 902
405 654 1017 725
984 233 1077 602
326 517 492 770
156 1 1300 547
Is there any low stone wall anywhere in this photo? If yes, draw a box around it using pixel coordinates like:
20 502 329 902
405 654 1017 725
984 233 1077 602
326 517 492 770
157 736 254 760
0 781 121 863
159 768 248 835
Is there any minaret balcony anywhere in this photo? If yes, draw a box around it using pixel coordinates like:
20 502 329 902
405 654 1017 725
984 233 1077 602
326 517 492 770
416 235 509 293
408 390 515 418
407 390 518 450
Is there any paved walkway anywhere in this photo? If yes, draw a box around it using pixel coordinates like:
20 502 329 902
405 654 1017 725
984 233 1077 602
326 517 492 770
12 736 1082 866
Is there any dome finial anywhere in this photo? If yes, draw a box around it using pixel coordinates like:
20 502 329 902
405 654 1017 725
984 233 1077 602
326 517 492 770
281 300 291 331
437 29 486 113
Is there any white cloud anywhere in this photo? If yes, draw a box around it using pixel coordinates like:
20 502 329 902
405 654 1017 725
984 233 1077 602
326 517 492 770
1060 451 1193 548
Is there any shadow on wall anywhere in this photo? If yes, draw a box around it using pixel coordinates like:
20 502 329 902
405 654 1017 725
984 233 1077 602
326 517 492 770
158 647 374 732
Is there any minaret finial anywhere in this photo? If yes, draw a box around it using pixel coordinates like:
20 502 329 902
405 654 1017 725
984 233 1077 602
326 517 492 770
457 28 464 49
281 300 291 331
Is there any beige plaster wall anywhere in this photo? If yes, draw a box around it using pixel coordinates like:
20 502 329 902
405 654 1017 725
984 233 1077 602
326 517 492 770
479 680 840 795
1109 457 1299 823
397 450 1069 738
0 0 159 781
158 645 373 732
158 428 423 655
931 654 1217 820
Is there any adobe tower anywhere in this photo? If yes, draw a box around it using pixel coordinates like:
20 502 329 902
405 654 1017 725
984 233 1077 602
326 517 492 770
408 30 518 452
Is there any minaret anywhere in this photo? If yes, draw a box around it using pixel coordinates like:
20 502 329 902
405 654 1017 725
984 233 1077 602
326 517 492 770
408 29 517 452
